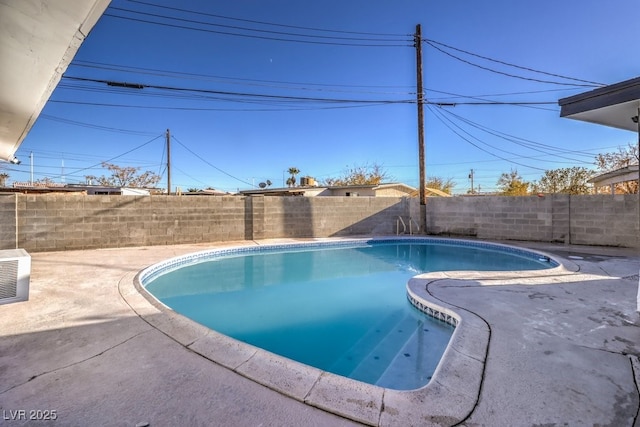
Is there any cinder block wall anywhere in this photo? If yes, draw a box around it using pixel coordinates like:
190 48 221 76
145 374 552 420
1 193 637 252
426 194 638 247
261 196 414 238
426 195 558 241
0 194 16 249
569 195 639 247
10 194 247 252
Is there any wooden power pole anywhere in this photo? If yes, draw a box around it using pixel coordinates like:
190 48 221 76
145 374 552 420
166 128 171 195
414 24 426 232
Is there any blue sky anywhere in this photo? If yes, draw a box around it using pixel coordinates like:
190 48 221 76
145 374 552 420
9 0 640 193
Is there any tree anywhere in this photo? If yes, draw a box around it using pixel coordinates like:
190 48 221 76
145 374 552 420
497 169 529 196
287 167 300 187
34 177 56 186
425 176 455 195
594 143 639 193
323 163 390 186
530 167 594 195
86 162 161 188
0 172 8 187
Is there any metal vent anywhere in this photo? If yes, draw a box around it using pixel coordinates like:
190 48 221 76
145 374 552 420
0 260 18 299
0 249 30 305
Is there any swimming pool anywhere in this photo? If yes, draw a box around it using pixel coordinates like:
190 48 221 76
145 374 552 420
140 238 558 391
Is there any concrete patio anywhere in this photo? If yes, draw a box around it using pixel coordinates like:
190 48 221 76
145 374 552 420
1 239 639 426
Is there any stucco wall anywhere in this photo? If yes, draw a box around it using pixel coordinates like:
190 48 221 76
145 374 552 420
0 193 637 252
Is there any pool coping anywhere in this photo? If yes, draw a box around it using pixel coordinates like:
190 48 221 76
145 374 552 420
121 237 572 426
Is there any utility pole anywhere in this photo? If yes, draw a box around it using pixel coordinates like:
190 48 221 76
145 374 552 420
166 128 171 195
29 152 33 185
469 169 475 194
414 24 426 233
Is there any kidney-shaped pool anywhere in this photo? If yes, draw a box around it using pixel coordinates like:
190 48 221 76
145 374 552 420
139 238 558 390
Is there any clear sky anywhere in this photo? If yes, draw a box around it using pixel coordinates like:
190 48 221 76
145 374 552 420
8 0 640 193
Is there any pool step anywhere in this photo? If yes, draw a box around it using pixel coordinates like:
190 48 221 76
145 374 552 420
328 311 421 383
347 315 422 385
327 310 406 377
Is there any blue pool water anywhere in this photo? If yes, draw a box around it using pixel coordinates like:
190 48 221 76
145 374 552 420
144 240 556 390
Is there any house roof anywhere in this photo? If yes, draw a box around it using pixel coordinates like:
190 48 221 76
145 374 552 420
558 76 640 132
238 182 418 196
408 187 452 197
238 187 306 196
588 164 639 186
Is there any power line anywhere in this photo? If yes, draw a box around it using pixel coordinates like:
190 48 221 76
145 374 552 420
170 135 255 187
70 60 415 95
58 76 564 109
109 5 409 43
423 40 601 88
424 39 604 87
435 108 598 164
103 9 411 47
40 114 158 136
62 134 164 179
124 0 409 38
49 99 402 112
428 105 547 171
61 76 415 105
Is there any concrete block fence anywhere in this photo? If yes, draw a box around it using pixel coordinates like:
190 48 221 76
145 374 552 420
0 193 637 252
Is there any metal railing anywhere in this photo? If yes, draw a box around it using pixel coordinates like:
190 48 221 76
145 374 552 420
396 216 407 235
397 216 420 235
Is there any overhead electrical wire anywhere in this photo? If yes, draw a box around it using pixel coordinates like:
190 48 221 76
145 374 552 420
423 40 601 88
111 1 601 89
171 165 211 189
15 2 616 192
434 107 597 164
61 76 415 105
57 76 565 110
70 60 415 95
428 105 548 171
109 5 409 43
424 39 604 87
170 135 255 187
125 0 408 37
62 134 164 179
40 114 157 136
103 7 410 47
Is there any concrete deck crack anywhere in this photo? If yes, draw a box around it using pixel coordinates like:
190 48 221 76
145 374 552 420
629 355 640 426
0 329 152 396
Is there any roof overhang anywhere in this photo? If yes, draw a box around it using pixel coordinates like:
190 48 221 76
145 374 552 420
0 0 111 163
588 164 639 186
559 76 640 132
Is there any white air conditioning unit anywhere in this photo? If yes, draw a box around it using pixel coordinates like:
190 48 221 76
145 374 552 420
0 249 31 305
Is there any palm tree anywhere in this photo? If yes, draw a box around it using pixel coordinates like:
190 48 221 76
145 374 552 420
0 172 9 187
287 167 300 187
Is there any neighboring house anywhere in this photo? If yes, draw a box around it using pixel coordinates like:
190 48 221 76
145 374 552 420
408 187 453 198
10 182 151 195
181 188 232 196
65 185 151 195
239 182 419 197
588 164 639 194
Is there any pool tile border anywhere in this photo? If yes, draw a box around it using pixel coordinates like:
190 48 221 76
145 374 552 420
138 236 559 287
126 237 565 426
